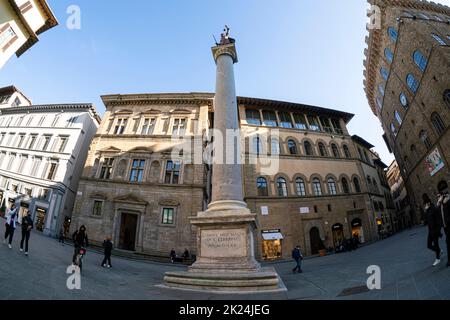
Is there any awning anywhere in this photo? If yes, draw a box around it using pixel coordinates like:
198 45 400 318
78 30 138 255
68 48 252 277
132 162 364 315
262 232 284 241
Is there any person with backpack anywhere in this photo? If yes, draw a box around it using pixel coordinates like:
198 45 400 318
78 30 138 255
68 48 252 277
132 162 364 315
72 225 89 264
423 194 443 267
19 211 33 256
3 205 18 249
292 245 304 273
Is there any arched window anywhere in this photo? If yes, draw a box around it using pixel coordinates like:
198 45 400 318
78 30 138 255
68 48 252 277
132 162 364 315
402 11 414 18
271 138 280 155
388 27 398 42
413 50 428 72
376 97 383 112
276 177 288 197
384 48 394 63
353 177 362 193
312 178 322 196
431 112 445 136
288 139 298 155
341 178 350 194
295 178 307 196
418 13 430 20
318 143 327 157
257 177 268 196
391 123 397 137
304 141 313 156
419 130 432 149
327 178 337 195
445 90 450 109
433 15 443 22
252 136 263 155
431 33 446 45
331 144 340 158
343 145 351 158
380 67 389 81
246 109 261 125
400 92 409 109
395 110 403 125
407 74 419 93
379 84 385 96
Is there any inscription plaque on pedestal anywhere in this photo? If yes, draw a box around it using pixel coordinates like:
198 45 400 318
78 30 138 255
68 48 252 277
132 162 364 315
201 229 246 258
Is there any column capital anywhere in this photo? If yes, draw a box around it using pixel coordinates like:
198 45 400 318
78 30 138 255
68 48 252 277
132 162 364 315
212 43 238 64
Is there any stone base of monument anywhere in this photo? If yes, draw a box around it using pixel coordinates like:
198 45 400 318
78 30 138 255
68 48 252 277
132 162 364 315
162 208 287 293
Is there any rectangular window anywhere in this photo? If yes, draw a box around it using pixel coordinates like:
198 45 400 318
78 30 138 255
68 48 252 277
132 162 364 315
17 135 25 148
0 24 16 50
66 116 78 128
141 118 156 135
46 163 58 180
42 136 51 151
262 111 278 127
57 137 68 153
30 157 42 177
18 156 27 172
24 188 32 197
162 208 174 225
129 159 145 182
25 117 33 126
51 116 60 127
278 112 293 128
92 201 103 216
245 109 261 125
114 118 128 135
331 119 343 134
7 154 16 170
320 117 333 133
172 119 186 136
28 135 37 149
307 116 321 131
293 114 308 130
164 161 181 184
37 116 45 127
99 158 114 179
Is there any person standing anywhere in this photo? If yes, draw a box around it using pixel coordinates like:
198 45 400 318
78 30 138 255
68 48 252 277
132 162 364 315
20 211 33 256
3 205 18 249
437 191 450 267
292 245 304 273
170 248 176 263
423 194 443 267
72 225 89 264
58 229 65 245
101 237 113 268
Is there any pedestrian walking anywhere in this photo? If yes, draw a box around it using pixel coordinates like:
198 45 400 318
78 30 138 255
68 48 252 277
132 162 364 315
58 228 65 245
19 211 33 256
291 245 304 273
423 194 443 267
72 225 89 264
101 237 113 268
437 190 450 267
183 248 190 261
3 205 18 249
170 248 176 263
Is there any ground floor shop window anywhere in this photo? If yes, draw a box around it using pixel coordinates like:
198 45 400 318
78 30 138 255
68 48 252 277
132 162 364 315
262 240 282 260
35 208 47 232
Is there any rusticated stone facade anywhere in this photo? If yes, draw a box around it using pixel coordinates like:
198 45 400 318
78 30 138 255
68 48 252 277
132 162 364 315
364 0 450 222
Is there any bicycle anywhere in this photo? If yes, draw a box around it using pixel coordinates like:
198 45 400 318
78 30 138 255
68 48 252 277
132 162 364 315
74 247 86 274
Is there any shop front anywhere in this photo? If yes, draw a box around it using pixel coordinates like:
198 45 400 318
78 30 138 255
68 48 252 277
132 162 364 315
18 202 30 224
261 230 284 260
351 218 365 243
332 223 345 249
0 191 4 217
35 207 47 232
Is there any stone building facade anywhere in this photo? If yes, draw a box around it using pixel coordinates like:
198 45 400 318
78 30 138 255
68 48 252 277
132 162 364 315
0 90 100 236
72 93 391 259
364 0 450 221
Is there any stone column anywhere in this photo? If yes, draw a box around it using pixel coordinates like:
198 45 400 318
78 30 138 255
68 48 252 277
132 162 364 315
208 43 246 212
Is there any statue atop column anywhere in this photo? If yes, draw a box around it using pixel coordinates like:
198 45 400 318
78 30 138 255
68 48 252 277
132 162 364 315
219 25 235 45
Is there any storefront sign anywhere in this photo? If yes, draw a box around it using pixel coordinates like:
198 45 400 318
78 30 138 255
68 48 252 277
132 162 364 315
425 148 445 177
260 206 269 216
300 207 310 214
20 202 29 208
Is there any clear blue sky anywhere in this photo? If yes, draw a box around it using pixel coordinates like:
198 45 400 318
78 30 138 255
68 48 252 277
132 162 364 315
1 0 449 164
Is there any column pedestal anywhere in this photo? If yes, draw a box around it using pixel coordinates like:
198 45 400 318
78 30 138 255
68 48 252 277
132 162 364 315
163 208 285 293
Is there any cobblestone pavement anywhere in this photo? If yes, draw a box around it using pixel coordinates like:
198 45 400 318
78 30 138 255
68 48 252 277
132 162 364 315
0 220 448 300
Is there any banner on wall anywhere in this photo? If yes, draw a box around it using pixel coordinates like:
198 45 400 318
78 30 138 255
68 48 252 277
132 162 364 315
425 148 445 177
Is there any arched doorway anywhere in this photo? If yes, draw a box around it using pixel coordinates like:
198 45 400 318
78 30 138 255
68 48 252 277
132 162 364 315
332 223 344 249
309 227 321 255
351 218 365 243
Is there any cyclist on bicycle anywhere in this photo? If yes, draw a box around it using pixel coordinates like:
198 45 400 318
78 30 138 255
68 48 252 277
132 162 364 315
72 225 89 264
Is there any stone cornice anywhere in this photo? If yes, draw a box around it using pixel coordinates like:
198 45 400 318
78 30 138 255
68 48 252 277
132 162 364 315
101 93 214 109
211 43 238 64
364 0 450 115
